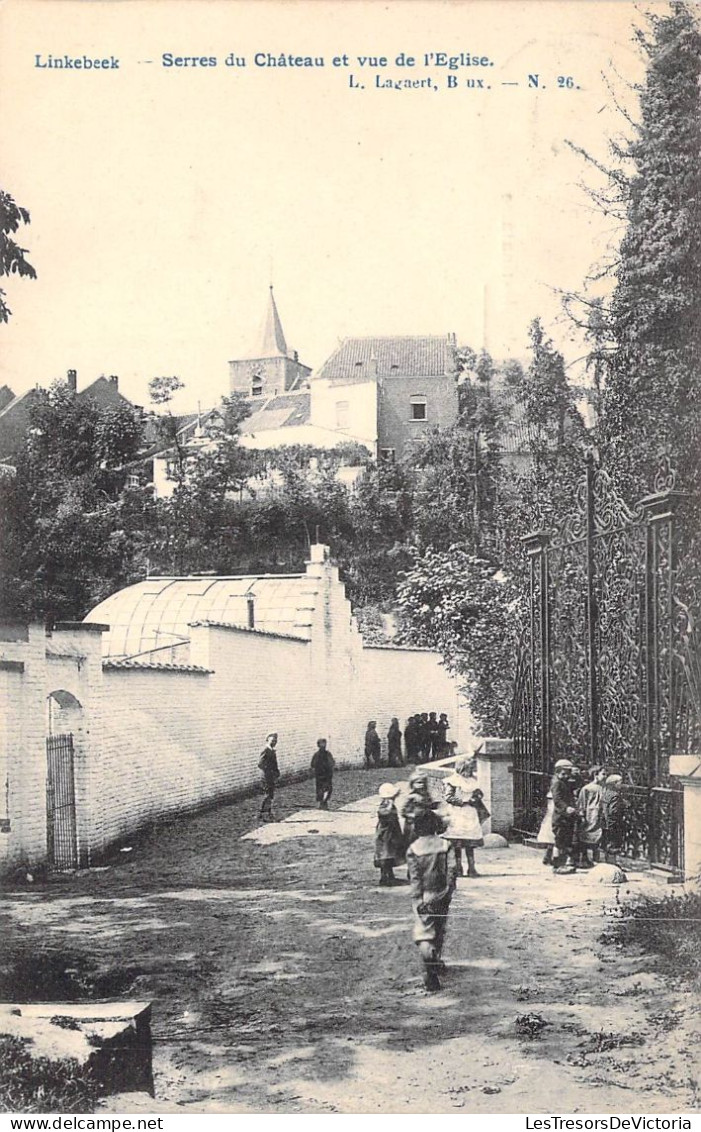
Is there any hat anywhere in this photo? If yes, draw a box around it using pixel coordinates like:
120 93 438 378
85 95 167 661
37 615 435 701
409 767 428 784
554 759 573 770
379 782 399 799
605 774 623 785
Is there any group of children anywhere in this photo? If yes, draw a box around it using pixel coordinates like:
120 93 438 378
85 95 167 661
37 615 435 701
538 758 627 874
373 759 490 991
364 712 453 768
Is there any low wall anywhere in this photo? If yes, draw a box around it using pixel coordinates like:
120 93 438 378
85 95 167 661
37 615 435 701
0 563 475 870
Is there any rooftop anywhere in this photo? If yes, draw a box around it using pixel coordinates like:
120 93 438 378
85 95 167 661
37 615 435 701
243 392 311 433
315 335 458 383
85 572 320 658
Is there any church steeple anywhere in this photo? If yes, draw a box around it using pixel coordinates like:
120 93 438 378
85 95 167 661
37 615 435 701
229 286 311 398
257 285 288 359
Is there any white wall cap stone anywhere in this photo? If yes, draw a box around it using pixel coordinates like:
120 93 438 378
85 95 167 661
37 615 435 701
475 738 514 760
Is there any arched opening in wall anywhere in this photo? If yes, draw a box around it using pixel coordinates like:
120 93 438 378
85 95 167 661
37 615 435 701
45 690 82 871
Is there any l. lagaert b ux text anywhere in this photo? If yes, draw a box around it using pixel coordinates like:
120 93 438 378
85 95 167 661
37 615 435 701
35 54 120 68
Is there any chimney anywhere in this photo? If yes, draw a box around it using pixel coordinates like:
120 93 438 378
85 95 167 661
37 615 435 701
108 375 119 388
66 369 77 393
309 544 330 563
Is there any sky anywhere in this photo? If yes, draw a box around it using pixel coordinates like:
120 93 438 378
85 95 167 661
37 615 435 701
0 0 652 412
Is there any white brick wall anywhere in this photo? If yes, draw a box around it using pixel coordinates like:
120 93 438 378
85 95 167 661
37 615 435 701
1 553 474 868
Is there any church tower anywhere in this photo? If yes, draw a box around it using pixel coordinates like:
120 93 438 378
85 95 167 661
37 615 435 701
228 287 312 400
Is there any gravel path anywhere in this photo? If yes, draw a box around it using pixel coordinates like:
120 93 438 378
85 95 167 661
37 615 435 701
1 767 698 1113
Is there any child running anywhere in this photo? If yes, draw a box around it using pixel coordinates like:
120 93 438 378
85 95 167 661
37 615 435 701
406 807 457 991
374 782 406 886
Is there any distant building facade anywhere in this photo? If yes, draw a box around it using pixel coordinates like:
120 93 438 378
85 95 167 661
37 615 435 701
227 291 461 459
313 334 459 461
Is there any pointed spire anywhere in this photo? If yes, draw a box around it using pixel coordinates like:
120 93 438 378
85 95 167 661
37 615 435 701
256 285 288 359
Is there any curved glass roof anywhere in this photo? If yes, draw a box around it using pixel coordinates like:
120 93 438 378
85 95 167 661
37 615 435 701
85 574 316 658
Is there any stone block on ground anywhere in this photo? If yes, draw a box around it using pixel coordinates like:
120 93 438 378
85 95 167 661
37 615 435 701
482 833 509 849
582 863 628 885
0 1001 153 1097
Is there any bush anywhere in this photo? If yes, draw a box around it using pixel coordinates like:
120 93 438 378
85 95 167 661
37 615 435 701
0 1035 99 1113
608 892 701 981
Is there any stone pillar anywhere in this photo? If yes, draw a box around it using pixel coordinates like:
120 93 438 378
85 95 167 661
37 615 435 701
475 737 514 837
669 755 701 888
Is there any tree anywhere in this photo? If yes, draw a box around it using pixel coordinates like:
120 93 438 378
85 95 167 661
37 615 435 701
0 382 149 622
0 190 37 323
587 3 701 498
396 548 526 735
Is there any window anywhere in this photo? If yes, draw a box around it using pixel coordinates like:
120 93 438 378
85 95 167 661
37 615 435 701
410 395 427 421
251 375 263 397
335 400 350 430
380 448 395 463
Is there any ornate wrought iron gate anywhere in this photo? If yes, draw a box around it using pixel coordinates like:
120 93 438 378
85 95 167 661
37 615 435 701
46 732 78 871
511 455 699 874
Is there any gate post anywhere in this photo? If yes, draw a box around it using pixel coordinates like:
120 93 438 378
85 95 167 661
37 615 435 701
584 452 599 765
640 470 690 873
522 529 550 771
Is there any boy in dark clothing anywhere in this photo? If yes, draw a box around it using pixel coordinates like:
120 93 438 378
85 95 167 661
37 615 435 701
406 807 457 991
311 738 335 809
551 758 578 873
258 732 280 820
404 716 419 764
428 712 440 760
417 713 430 761
364 721 381 768
387 718 403 766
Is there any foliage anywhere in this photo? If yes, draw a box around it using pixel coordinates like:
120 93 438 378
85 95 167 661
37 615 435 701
565 3 701 502
602 2 701 499
0 382 150 622
0 1035 99 1113
396 548 526 735
0 190 37 324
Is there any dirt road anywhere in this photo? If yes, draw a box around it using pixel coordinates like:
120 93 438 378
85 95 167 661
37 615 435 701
1 767 698 1113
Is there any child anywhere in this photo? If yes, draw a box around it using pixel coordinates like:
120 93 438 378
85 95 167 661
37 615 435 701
406 807 457 991
374 782 406 886
576 765 607 866
551 758 578 873
401 768 439 850
442 758 487 877
537 787 556 865
602 774 627 861
311 738 335 810
258 732 280 821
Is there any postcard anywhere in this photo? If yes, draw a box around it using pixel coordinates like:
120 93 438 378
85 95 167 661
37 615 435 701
0 0 698 1119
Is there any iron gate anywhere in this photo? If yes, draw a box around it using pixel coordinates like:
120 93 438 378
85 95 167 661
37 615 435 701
511 454 699 874
46 732 78 870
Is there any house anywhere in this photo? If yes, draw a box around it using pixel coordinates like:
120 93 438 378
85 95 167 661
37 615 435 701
228 291 461 459
313 334 460 461
0 369 136 461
